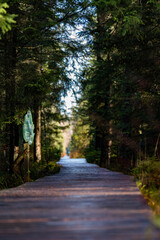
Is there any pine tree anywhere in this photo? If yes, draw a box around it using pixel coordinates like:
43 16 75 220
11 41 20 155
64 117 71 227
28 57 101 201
78 0 160 170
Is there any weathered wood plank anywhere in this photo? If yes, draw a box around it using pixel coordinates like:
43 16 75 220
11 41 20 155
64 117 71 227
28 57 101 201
0 157 159 240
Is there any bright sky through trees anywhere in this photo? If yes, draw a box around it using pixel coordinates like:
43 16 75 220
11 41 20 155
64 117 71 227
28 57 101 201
61 25 85 114
62 88 76 114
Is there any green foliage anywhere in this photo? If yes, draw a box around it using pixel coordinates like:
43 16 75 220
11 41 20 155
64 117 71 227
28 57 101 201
0 3 16 38
41 105 64 163
0 160 60 190
30 161 60 180
85 147 101 165
152 216 160 228
70 113 90 158
0 172 23 190
133 157 160 188
42 145 62 163
122 10 144 38
77 0 160 170
0 0 77 173
133 157 160 216
50 148 61 162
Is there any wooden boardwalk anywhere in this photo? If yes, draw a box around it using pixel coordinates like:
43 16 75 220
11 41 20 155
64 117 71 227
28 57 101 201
0 157 159 240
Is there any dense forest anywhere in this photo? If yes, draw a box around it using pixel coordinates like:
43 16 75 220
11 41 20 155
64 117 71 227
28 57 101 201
70 0 160 168
0 0 160 211
70 1 160 165
0 0 85 187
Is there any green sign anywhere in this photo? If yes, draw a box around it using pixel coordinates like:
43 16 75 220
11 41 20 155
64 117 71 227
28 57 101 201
23 110 35 145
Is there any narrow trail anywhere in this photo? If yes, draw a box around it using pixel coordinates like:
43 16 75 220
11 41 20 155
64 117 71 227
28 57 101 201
0 157 159 240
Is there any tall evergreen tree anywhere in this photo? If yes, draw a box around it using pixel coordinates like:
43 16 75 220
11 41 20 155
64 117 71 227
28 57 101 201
78 0 160 170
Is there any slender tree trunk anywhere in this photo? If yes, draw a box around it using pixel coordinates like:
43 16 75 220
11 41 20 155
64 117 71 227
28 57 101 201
4 28 17 172
154 133 160 157
100 132 108 167
108 121 113 166
95 2 110 167
3 2 20 173
96 2 106 61
108 84 114 166
43 109 48 163
95 127 101 150
34 106 42 162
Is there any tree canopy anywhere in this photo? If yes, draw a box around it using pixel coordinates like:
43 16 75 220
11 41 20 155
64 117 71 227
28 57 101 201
0 0 160 192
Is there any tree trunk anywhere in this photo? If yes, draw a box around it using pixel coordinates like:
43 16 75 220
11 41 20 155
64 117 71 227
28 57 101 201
4 28 17 173
96 2 106 62
100 132 108 167
42 109 48 163
108 121 113 167
34 106 42 162
95 2 110 168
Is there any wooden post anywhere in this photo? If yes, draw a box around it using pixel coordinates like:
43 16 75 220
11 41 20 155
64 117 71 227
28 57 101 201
24 143 30 182
34 106 41 162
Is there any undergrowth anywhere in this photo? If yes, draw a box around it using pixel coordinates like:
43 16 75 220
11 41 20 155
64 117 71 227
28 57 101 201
0 172 23 190
133 157 160 225
85 148 101 165
30 161 60 180
0 160 61 190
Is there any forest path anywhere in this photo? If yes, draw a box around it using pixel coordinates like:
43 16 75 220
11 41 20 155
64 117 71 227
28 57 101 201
0 157 159 240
